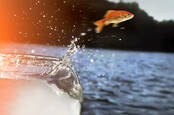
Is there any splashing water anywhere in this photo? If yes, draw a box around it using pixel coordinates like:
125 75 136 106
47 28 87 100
0 40 83 102
62 37 80 64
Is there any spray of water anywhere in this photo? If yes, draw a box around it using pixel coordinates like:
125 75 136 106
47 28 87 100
0 43 83 102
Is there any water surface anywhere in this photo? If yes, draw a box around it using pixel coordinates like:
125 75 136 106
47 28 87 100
1 43 174 115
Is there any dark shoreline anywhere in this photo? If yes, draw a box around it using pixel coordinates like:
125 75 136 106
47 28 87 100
1 41 174 53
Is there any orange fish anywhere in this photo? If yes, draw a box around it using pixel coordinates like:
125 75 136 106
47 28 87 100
94 10 134 33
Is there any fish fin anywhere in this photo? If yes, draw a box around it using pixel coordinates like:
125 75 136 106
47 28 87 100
112 23 119 27
94 19 105 33
104 10 115 17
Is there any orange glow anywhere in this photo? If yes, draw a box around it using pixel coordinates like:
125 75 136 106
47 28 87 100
0 0 65 44
0 0 35 43
0 1 23 42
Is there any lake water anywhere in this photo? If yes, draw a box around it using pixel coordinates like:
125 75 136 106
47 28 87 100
0 43 174 115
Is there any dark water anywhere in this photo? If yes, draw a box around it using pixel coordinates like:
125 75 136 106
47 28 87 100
74 50 174 115
1 43 174 115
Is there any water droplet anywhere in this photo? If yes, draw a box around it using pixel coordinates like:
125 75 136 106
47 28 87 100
31 50 35 53
18 32 22 34
87 28 92 31
82 45 85 49
90 59 94 63
120 27 125 29
35 0 40 5
80 33 86 36
43 14 46 18
0 56 3 61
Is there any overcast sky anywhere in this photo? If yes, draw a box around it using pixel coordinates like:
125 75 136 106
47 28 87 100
108 0 174 21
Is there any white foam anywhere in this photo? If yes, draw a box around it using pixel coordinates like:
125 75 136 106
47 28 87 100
10 79 81 115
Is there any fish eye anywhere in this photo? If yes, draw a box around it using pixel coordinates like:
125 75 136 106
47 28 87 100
128 13 130 16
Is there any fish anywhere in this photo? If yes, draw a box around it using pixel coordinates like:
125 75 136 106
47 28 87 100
94 10 134 33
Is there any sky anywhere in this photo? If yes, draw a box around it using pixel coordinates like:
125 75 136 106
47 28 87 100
108 0 174 21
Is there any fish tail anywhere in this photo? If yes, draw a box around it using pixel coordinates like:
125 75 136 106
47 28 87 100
94 19 105 33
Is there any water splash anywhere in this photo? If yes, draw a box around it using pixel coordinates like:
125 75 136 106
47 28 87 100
0 48 83 102
63 37 80 61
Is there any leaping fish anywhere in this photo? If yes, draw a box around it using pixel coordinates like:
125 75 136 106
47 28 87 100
94 10 134 33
